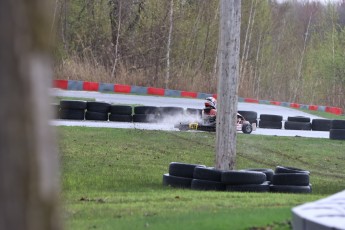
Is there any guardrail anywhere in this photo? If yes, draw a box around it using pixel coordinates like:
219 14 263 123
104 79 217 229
53 79 343 115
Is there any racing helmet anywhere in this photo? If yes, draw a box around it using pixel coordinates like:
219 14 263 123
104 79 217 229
205 97 217 109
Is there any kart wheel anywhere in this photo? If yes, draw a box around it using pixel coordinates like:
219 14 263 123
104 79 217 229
242 123 253 134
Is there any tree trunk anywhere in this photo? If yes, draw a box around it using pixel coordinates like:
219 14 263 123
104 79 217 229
216 0 241 170
0 0 61 230
166 0 174 89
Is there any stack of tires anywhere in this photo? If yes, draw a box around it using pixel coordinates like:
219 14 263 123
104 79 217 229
109 105 133 122
270 166 311 193
311 119 331 131
259 114 283 129
222 170 269 192
329 120 345 140
284 116 311 130
163 162 205 188
85 102 110 121
133 106 160 123
238 110 258 127
60 100 87 120
191 167 225 191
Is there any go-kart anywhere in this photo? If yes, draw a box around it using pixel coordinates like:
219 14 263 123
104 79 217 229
174 112 255 134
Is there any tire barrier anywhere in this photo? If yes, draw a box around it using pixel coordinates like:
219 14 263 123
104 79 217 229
59 100 87 120
109 105 133 122
163 163 311 193
259 114 283 129
57 100 345 141
85 101 110 121
270 166 312 194
329 120 345 140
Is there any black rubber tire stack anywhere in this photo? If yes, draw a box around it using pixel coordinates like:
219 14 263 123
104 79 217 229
222 170 269 192
284 116 311 130
191 167 225 191
329 120 345 140
133 106 160 123
311 119 331 131
109 105 133 122
59 100 87 120
258 114 283 129
163 162 205 188
238 110 258 127
270 166 311 193
85 102 110 121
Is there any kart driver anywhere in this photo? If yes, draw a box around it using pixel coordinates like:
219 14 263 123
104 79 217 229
203 97 217 123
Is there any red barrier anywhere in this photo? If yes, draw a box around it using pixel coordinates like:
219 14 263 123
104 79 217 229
53 79 68 89
83 81 99 91
114 84 131 93
290 103 300 109
309 105 318 111
326 106 343 115
270 101 281 106
147 87 165 96
181 91 197 98
244 98 259 103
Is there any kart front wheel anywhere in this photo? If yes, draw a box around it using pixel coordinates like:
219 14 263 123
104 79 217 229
242 123 253 134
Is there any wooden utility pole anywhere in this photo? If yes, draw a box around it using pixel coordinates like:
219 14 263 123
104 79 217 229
216 0 241 170
0 0 62 229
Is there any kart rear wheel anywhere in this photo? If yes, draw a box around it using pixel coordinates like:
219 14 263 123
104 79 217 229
242 123 253 134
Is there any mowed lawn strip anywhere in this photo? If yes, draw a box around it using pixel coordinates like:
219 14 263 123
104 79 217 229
59 127 345 230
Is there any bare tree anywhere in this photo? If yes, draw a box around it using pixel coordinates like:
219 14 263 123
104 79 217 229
0 0 61 229
166 0 174 88
216 0 241 170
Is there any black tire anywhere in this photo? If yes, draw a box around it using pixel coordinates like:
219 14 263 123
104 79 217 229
85 111 108 121
60 109 85 120
110 105 133 115
133 114 158 123
331 120 345 129
86 101 110 113
169 162 205 178
134 106 159 114
109 114 133 122
284 121 311 130
272 173 309 186
60 100 87 110
226 181 270 192
191 179 226 191
193 167 223 182
311 119 331 131
162 173 192 188
242 123 253 134
287 116 311 123
258 120 282 129
238 111 258 121
242 169 274 181
275 166 310 175
269 184 312 193
221 170 266 185
259 114 283 122
329 129 345 140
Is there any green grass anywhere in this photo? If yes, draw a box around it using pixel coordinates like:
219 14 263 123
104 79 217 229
59 127 345 229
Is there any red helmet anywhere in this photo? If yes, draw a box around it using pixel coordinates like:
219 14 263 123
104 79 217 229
205 97 216 109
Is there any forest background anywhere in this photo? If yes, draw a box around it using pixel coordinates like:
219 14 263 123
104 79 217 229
53 0 345 109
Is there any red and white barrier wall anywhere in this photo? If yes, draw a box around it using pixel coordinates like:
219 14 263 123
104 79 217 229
53 79 343 115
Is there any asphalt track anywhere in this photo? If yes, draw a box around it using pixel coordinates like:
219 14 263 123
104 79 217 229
51 89 330 139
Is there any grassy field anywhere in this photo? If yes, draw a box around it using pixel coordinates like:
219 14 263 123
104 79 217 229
59 126 345 230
